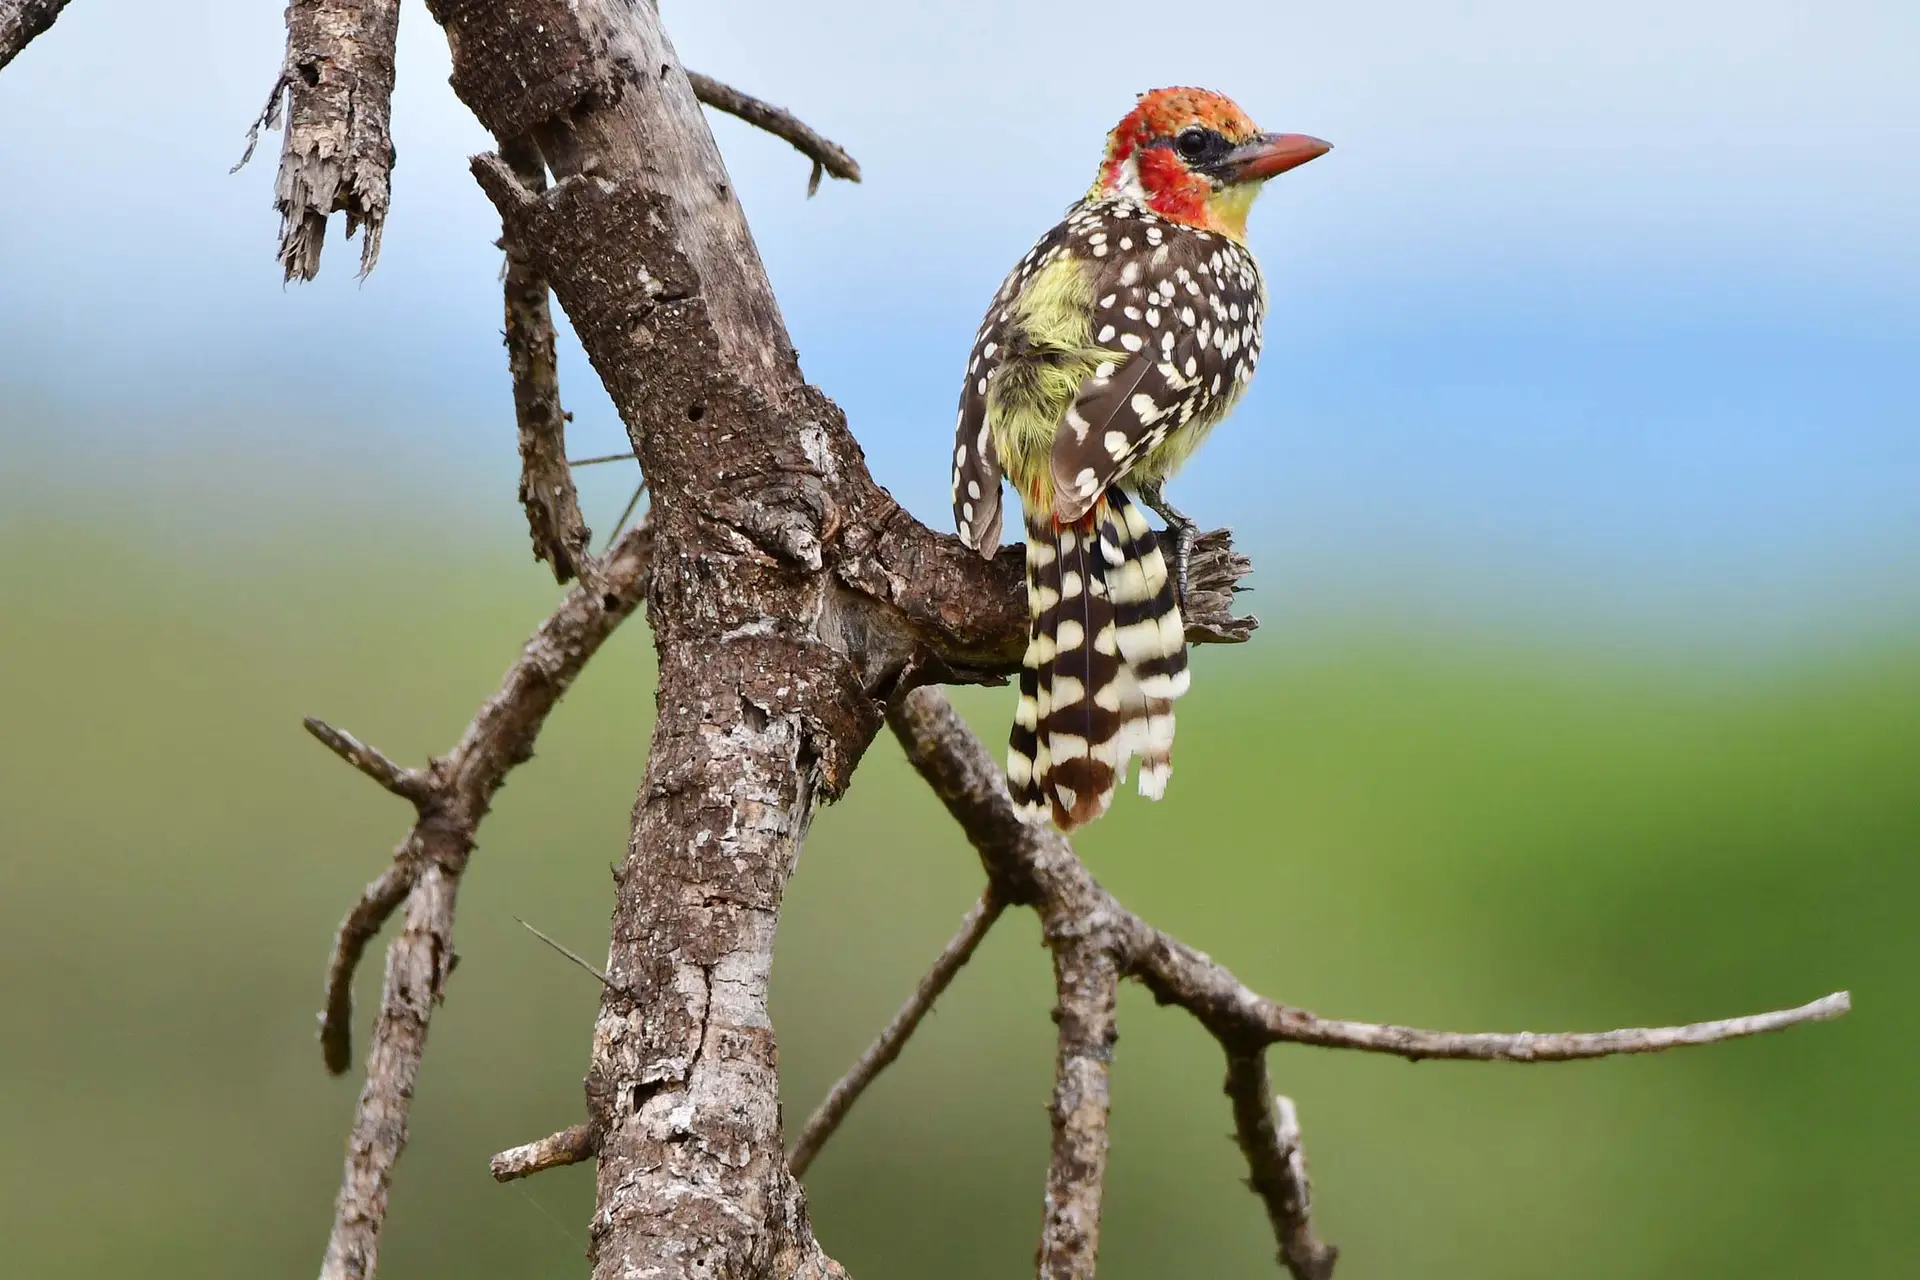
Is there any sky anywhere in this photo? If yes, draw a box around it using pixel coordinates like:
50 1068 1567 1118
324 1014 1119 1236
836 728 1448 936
2 0 1916 648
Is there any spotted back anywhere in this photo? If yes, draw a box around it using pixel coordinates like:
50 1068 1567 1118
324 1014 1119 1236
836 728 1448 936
1049 198 1264 520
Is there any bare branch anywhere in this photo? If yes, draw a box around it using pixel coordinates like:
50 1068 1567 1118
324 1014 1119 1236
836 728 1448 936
569 451 637 467
789 892 1004 1177
491 1123 597 1183
688 71 861 195
1131 934 1853 1062
892 685 1848 1063
321 863 458 1280
498 132 592 583
1226 1051 1337 1280
311 523 652 1274
243 0 402 280
1276 992 1854 1061
0 0 70 71
320 860 414 1075
303 717 429 803
1039 934 1120 1280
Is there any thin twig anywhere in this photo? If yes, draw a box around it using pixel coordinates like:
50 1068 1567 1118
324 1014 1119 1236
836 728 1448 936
788 892 1004 1177
1130 934 1853 1062
569 451 637 467
688 71 860 195
0 0 73 72
303 717 429 803
492 1123 597 1182
1226 1051 1338 1280
499 131 592 584
606 481 647 550
320 860 415 1075
515 917 630 999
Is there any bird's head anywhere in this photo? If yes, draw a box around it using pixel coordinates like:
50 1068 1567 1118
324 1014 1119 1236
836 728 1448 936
1092 87 1330 240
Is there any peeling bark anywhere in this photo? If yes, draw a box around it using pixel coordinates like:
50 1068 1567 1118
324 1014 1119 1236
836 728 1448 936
262 0 402 280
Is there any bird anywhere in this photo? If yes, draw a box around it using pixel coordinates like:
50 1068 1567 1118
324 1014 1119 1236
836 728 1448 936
949 87 1329 830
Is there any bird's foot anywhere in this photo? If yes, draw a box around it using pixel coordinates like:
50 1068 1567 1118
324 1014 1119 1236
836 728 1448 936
1137 483 1199 615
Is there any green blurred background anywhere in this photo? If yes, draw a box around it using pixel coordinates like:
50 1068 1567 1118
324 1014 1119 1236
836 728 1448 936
2 459 1912 1277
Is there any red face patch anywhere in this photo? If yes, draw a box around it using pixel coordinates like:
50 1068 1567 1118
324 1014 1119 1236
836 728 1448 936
1095 88 1262 226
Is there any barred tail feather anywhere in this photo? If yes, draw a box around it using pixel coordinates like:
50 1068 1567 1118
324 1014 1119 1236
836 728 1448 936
1009 489 1191 830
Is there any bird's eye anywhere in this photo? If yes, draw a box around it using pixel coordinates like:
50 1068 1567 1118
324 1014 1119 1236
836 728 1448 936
1175 129 1211 160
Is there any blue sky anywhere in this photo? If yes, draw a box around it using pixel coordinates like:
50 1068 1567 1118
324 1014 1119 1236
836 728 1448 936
2 0 1916 647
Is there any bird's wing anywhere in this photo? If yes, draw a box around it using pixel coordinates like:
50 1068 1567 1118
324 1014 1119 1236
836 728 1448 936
1049 227 1266 522
953 221 1085 555
951 313 1007 556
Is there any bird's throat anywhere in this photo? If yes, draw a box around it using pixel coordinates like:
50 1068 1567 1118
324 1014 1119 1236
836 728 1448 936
1204 184 1259 241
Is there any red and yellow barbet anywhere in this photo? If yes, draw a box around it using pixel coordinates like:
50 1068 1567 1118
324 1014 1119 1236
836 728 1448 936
950 88 1330 829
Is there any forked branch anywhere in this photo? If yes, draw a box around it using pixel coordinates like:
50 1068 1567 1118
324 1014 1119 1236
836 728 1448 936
308 524 652 1278
882 685 1850 1274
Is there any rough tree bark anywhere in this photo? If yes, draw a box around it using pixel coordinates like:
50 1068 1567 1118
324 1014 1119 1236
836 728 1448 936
0 2 1836 1278
0 0 69 70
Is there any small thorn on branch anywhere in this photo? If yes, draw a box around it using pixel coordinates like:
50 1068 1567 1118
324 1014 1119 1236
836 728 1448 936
516 917 632 1000
687 71 861 193
492 1122 597 1182
303 717 429 804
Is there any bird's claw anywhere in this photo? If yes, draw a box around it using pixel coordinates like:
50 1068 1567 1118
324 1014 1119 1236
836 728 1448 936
1138 484 1199 617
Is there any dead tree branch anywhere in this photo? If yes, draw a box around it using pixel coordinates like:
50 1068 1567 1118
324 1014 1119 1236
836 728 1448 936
788 892 1003 1177
1226 1052 1337 1280
498 131 593 583
492 1123 597 1183
320 861 413 1075
688 71 861 196
0 0 69 70
1129 942 1851 1062
309 523 652 1279
887 684 1851 1273
321 863 458 1280
1040 929 1121 1279
238 0 401 280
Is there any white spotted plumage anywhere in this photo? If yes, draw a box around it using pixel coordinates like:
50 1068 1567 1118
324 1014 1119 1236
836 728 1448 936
944 86 1326 830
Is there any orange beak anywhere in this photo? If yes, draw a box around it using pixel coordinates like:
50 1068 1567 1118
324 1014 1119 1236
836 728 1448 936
1217 132 1332 184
